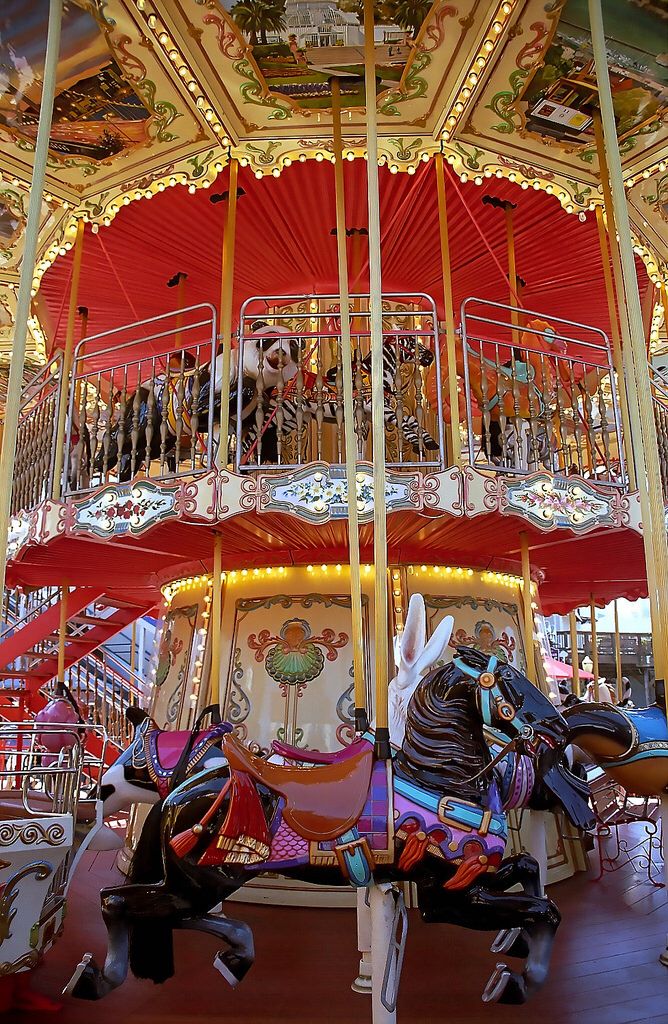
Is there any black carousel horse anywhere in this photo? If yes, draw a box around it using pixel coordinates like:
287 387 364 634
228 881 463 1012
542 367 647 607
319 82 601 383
67 648 593 1006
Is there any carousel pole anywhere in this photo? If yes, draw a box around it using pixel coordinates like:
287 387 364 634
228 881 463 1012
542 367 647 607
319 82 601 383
519 533 536 686
483 196 520 342
594 204 635 487
218 158 239 468
363 0 389 761
590 0 668 701
569 611 580 697
434 152 461 465
589 595 600 701
209 533 223 706
0 0 62 601
332 78 367 731
613 599 623 703
57 583 69 685
51 219 85 500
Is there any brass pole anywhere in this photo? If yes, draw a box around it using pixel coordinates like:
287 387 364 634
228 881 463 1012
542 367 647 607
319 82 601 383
519 532 536 685
52 218 85 500
363 0 390 757
594 203 636 487
504 205 520 347
590 1 668 699
613 599 623 704
218 159 239 469
332 78 367 730
57 583 69 684
434 152 461 465
209 533 223 706
569 610 580 697
590 595 600 702
0 0 63 600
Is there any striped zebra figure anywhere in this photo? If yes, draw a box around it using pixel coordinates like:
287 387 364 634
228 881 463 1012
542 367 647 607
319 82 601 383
239 333 440 467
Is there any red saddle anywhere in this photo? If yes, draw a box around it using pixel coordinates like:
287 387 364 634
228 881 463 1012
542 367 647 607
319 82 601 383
223 733 374 842
271 737 369 765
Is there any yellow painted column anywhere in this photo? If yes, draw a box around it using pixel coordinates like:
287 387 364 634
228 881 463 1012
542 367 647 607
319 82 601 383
57 583 69 684
363 0 390 757
209 534 223 706
519 532 536 685
590 595 600 702
434 153 461 465
332 78 367 730
218 159 239 469
52 218 85 500
569 611 580 698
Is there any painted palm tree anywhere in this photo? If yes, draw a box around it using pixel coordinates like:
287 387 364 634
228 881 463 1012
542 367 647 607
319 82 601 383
382 0 433 36
231 0 287 45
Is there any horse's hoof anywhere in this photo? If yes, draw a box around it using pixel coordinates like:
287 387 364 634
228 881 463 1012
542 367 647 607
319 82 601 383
482 963 526 1005
490 927 529 959
213 950 253 988
63 954 103 1001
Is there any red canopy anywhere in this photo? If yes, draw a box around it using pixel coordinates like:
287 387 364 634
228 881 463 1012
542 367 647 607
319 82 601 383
39 160 650 356
544 655 594 680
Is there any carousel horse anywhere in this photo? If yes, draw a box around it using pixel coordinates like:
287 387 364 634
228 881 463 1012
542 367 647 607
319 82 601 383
241 333 439 464
562 698 668 797
93 324 300 480
68 647 594 1006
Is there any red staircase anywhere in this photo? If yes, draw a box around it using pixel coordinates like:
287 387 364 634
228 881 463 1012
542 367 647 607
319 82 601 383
0 589 155 715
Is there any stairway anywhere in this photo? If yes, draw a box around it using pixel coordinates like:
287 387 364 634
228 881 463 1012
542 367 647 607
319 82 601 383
0 588 155 715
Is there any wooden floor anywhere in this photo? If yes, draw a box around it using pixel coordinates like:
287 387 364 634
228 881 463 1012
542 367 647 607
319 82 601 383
16 829 668 1024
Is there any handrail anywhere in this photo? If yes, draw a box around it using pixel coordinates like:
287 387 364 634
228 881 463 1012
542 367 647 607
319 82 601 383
0 586 61 641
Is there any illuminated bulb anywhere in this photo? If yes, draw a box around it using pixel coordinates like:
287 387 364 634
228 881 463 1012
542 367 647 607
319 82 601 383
159 32 169 44
476 56 486 68
454 102 464 113
188 184 196 193
307 564 314 572
255 170 263 179
492 21 503 33
483 39 494 52
241 569 248 576
178 66 188 78
316 152 323 162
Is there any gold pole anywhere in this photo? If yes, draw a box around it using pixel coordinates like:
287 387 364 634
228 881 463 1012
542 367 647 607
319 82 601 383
613 599 623 704
434 153 461 466
57 583 69 683
209 533 223 706
504 204 520 346
519 532 536 685
51 218 85 501
569 610 580 697
218 159 239 469
363 0 390 757
332 78 367 730
0 0 63 600
590 595 600 701
589 1 668 700
594 203 636 487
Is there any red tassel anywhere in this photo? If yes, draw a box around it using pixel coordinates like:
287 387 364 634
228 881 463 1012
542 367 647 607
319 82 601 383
198 771 270 866
398 833 429 873
170 778 231 859
443 856 488 891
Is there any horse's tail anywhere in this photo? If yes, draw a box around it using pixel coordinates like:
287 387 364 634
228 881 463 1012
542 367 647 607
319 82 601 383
127 801 175 984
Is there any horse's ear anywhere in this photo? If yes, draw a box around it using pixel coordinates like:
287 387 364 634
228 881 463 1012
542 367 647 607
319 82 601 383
126 706 149 731
400 594 425 668
414 615 454 676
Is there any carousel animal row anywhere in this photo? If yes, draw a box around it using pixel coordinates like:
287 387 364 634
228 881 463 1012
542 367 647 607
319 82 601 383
71 646 594 1006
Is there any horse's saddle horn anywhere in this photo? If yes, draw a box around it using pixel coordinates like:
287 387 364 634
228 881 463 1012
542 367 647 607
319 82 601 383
222 733 374 842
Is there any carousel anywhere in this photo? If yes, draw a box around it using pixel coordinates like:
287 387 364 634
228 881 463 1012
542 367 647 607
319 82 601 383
0 0 667 1020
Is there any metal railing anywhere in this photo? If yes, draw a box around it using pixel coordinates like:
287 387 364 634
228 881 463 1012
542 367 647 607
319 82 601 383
235 293 445 472
58 648 146 749
650 365 668 505
461 299 625 486
64 305 218 494
1 585 61 642
12 354 62 515
552 630 654 666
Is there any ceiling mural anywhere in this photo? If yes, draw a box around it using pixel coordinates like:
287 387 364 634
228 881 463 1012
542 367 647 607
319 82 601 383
0 0 666 366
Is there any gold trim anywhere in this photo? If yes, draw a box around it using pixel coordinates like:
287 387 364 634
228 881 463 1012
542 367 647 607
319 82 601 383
0 822 66 847
0 950 40 976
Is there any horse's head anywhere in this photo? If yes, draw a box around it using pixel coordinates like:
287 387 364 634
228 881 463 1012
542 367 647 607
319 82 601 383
99 707 161 817
393 334 434 368
452 647 594 830
243 322 300 388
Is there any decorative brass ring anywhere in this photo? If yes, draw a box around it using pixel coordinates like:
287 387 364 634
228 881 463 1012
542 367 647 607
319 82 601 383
479 671 496 689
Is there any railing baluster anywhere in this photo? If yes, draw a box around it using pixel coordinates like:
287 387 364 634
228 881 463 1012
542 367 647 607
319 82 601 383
173 352 186 471
275 358 285 466
567 361 584 475
145 360 156 476
295 347 304 465
189 358 200 470
90 373 102 487
412 332 426 462
130 366 142 478
596 370 611 480
116 366 128 477
334 336 343 464
102 371 115 479
354 345 365 458
254 341 266 467
314 342 324 461
159 360 170 475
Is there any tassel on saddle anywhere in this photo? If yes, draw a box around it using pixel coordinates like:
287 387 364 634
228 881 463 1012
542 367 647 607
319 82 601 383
198 770 270 867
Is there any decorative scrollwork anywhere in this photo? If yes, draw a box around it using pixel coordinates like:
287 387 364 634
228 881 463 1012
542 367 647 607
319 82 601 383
0 822 66 847
0 950 40 975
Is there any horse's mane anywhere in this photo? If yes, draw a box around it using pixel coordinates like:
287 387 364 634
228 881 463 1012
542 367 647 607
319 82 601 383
394 652 492 803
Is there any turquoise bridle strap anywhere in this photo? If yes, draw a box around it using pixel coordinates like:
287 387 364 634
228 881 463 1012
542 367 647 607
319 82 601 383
454 654 524 733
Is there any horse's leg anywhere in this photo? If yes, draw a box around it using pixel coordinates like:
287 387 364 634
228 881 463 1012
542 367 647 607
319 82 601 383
180 912 255 986
65 892 130 1000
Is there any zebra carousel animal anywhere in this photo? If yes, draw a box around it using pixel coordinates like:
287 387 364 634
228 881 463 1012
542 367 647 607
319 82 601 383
239 332 440 467
67 647 593 1007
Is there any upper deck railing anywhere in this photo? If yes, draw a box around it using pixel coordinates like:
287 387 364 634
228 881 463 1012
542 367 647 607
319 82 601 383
9 295 629 522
